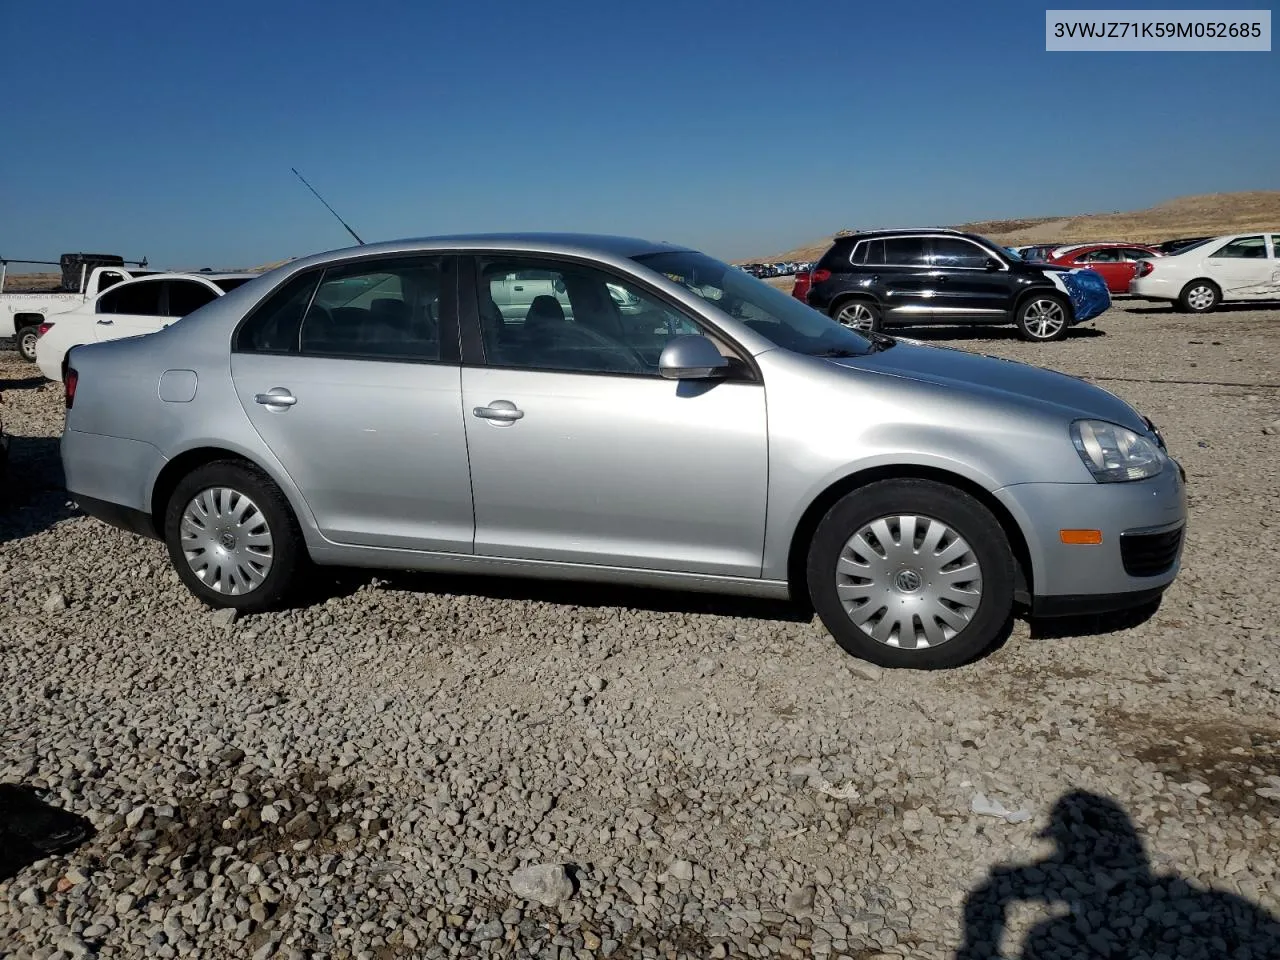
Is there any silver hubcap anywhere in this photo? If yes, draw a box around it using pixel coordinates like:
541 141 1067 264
835 302 876 331
1023 299 1065 339
19 331 37 358
1187 285 1215 310
180 487 274 595
835 514 983 649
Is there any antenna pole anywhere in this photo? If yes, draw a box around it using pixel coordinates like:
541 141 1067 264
291 167 366 245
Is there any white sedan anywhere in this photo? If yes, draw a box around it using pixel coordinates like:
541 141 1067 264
1130 232 1280 313
35 272 255 382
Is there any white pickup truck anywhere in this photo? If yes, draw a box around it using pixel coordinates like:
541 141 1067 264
2 254 157 361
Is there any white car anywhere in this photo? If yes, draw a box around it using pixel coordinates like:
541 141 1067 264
36 272 255 382
1130 232 1280 313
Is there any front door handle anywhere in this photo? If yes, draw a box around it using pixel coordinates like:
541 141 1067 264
255 388 297 408
473 400 524 422
96 319 113 325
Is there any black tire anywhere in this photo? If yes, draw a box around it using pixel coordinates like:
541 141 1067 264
1177 279 1219 314
830 298 882 334
806 479 1016 670
17 325 39 362
1014 294 1070 342
163 460 307 613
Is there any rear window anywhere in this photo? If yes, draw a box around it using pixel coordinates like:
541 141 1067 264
817 242 857 272
212 277 253 292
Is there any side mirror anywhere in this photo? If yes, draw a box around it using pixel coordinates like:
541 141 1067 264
984 257 1003 271
658 335 730 380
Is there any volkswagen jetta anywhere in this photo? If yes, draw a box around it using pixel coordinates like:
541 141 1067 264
60 234 1186 669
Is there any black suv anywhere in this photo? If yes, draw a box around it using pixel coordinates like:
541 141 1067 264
805 229 1081 342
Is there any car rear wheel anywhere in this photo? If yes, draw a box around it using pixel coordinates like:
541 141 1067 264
1015 296 1069 342
163 460 306 613
1178 280 1219 313
831 299 881 334
806 479 1015 669
17 325 39 362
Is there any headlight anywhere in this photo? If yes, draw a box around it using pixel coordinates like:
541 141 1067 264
1070 419 1165 482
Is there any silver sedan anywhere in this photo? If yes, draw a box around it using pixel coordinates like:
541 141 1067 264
60 234 1186 669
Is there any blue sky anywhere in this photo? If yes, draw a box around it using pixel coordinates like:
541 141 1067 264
0 0 1274 269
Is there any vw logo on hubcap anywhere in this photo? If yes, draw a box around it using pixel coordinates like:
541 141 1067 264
894 569 922 593
219 532 236 550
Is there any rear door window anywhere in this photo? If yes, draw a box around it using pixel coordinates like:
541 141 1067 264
97 279 164 315
164 280 219 317
928 237 990 269
881 237 928 266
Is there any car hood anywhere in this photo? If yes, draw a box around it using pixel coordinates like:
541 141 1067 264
832 340 1147 430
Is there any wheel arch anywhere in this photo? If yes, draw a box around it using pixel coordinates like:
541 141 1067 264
1181 277 1221 295
13 312 46 328
785 463 1034 610
150 445 310 537
1013 285 1072 321
827 291 881 318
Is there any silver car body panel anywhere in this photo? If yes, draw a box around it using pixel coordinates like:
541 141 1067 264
60 233 1185 608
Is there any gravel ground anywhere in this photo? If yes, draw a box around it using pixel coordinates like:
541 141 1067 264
3 301 1280 959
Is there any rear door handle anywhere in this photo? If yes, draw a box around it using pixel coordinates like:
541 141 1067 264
255 388 297 408
473 400 524 422
96 319 113 325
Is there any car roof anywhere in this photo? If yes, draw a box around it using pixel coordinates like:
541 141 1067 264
830 228 975 242
277 233 690 274
119 271 258 281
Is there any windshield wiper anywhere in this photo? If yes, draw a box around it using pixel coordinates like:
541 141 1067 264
812 347 864 358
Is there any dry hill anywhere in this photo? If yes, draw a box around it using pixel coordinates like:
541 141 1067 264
761 191 1280 261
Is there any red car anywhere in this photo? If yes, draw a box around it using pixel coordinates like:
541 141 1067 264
1048 243 1161 295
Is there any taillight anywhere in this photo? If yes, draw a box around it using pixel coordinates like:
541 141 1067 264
791 273 811 302
812 268 832 283
1136 260 1155 278
38 321 54 337
64 368 78 409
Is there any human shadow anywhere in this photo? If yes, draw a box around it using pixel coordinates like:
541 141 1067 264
0 436 76 543
956 790 1280 959
0 783 95 883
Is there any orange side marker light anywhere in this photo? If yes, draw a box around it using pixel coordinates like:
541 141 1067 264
1059 529 1103 545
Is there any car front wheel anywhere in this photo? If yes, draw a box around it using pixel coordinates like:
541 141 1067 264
1015 296 1070 342
163 460 306 613
806 479 1016 669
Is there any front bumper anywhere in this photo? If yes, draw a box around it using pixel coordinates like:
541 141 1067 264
995 459 1187 616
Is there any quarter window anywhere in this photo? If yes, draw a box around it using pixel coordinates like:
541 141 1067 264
97 279 164 316
1210 236 1267 259
234 271 322 354
928 238 991 269
476 257 708 376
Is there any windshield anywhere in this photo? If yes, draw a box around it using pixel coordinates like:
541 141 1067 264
1003 246 1025 262
631 250 876 357
1172 238 1214 255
